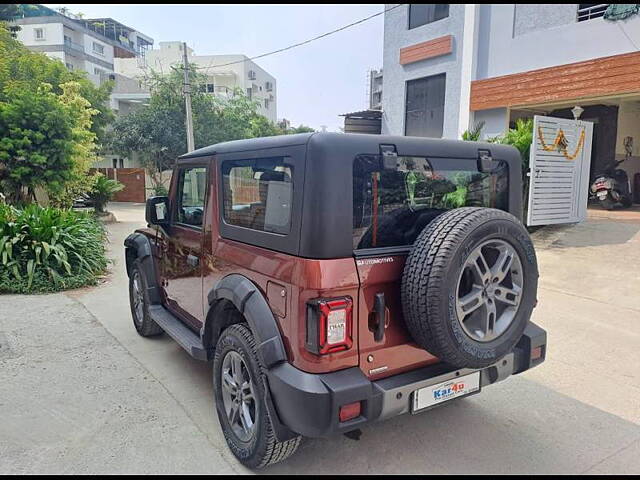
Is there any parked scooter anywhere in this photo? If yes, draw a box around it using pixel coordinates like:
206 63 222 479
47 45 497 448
589 137 634 210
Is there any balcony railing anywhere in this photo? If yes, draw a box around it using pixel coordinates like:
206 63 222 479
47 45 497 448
577 4 610 21
64 38 85 53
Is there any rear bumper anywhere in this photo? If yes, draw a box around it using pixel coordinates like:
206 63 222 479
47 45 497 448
267 322 546 439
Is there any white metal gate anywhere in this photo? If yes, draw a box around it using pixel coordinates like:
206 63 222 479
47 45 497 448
526 115 593 226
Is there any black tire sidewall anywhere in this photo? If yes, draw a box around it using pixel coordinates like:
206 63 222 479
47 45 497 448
213 325 270 468
436 218 538 366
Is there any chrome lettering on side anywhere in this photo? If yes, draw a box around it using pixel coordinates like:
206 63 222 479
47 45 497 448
356 257 395 267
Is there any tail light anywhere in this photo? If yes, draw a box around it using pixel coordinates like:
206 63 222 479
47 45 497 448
339 401 361 422
306 297 353 355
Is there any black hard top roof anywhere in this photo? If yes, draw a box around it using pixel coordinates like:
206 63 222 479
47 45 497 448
178 132 518 162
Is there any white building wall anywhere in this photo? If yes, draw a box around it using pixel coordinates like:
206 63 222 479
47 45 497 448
115 43 278 122
381 4 470 138
15 22 64 46
475 4 640 80
382 4 640 140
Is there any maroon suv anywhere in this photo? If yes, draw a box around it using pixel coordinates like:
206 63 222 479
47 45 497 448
125 133 546 468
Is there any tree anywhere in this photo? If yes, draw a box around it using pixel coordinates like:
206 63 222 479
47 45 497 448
0 24 103 205
107 65 287 190
286 124 315 134
48 82 100 207
0 23 113 145
0 4 22 38
0 83 76 204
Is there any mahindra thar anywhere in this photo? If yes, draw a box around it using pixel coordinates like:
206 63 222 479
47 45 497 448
124 133 546 468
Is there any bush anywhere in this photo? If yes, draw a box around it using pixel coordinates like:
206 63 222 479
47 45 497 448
0 203 108 293
88 173 124 214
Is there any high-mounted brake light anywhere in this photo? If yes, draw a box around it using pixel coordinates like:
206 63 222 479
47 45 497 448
306 297 353 355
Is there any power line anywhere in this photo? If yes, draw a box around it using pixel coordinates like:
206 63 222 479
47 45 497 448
195 4 404 72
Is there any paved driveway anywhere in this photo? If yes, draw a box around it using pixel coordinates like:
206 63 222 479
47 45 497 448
1 202 639 474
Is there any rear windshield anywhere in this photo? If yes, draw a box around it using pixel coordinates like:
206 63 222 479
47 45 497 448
353 155 509 250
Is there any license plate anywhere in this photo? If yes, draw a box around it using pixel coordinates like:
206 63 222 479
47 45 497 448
412 371 481 413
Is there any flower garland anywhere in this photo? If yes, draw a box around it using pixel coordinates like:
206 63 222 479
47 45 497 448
537 126 586 161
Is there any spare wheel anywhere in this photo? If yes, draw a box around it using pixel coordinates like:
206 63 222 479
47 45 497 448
401 207 538 369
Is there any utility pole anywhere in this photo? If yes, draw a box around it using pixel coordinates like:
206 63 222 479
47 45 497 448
182 42 195 152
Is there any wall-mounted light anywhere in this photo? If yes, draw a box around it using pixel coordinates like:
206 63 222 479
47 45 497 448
571 105 584 120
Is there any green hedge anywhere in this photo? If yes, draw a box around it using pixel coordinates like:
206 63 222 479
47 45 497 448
0 203 108 294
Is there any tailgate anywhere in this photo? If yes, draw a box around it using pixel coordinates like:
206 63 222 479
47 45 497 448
355 255 438 380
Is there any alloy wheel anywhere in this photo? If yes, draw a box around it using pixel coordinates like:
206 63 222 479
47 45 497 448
456 239 523 342
220 350 258 442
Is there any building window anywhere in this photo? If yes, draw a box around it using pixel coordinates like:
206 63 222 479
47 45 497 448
119 158 124 169
408 4 449 29
112 159 118 169
405 73 446 138
246 88 252 99
92 42 104 55
265 81 273 92
34 28 45 40
65 63 74 71
577 4 610 21
94 68 103 75
206 83 215 93
264 99 269 109
248 70 256 80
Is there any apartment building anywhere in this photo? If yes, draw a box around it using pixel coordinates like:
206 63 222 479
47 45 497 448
381 4 640 184
115 41 278 122
11 4 152 81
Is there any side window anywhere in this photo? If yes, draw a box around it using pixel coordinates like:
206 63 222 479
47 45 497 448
222 157 293 235
409 4 449 29
176 167 208 227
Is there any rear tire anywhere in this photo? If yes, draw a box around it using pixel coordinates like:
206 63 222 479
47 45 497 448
601 197 617 210
213 324 301 469
129 261 163 337
401 208 538 369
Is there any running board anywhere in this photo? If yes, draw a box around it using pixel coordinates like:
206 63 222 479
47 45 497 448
148 305 212 361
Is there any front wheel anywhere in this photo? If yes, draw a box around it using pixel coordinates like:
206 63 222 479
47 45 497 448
129 261 163 337
213 324 300 469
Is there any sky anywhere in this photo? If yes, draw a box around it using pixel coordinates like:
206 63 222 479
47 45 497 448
44 4 385 132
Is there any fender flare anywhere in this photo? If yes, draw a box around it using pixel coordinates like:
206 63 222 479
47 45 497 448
124 233 162 305
205 274 287 369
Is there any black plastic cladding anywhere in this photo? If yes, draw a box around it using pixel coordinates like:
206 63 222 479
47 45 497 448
179 132 524 259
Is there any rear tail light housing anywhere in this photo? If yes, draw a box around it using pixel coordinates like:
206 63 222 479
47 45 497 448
306 297 353 355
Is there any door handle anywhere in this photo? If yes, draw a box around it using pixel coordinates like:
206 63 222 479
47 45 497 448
373 292 386 342
187 254 199 268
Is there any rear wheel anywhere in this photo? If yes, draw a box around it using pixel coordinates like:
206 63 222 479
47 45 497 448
213 324 300 469
600 197 617 210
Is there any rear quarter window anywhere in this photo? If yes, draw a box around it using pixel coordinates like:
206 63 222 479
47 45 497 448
353 155 509 250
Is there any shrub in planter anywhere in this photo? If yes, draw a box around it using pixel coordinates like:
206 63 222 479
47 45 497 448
0 203 108 293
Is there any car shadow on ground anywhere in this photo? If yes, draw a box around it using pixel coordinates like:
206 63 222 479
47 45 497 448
160 341 640 475
260 375 640 475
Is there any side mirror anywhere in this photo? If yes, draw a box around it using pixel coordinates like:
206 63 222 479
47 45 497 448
146 196 169 226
